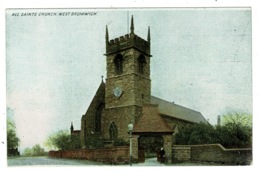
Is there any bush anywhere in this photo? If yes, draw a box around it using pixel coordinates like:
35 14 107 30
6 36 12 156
175 123 218 145
114 139 128 146
45 130 80 150
85 134 104 149
23 144 47 156
175 112 252 148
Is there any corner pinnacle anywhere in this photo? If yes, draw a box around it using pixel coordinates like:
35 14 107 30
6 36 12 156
130 15 134 34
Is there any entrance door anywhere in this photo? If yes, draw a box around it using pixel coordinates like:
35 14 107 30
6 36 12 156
138 135 163 162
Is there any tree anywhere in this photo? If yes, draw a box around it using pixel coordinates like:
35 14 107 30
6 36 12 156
31 144 46 156
7 119 20 156
175 123 218 145
222 111 252 127
23 144 47 156
217 111 252 148
23 147 32 156
175 111 252 148
45 130 72 150
7 128 19 150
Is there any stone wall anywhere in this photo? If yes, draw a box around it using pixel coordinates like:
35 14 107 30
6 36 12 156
132 134 139 162
172 144 252 165
48 146 129 164
162 135 173 163
172 146 191 162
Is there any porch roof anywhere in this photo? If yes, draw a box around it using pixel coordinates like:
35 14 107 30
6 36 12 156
133 104 174 134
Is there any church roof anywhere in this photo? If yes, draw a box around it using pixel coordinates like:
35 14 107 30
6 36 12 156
83 80 105 117
150 96 207 124
133 104 173 134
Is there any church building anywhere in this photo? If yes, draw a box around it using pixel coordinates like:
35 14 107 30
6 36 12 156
71 16 207 152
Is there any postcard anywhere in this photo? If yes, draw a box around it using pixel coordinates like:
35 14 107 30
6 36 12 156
4 7 253 168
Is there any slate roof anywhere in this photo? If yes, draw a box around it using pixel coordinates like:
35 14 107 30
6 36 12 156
133 104 173 133
150 96 207 124
84 80 105 117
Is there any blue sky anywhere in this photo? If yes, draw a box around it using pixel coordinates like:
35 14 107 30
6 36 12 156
6 8 251 150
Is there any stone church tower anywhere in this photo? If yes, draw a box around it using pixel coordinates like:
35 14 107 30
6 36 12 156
80 16 152 148
103 16 151 141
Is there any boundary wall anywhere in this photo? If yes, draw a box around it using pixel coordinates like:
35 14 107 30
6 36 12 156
172 144 252 165
49 146 129 164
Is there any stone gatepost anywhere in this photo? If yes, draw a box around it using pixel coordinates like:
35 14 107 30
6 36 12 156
163 135 173 163
132 134 139 162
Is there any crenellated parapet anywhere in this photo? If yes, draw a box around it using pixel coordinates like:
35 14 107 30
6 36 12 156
106 33 150 56
105 15 151 56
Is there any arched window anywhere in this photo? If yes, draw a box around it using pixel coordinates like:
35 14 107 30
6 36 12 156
114 54 123 75
95 104 103 132
138 54 146 74
109 122 117 140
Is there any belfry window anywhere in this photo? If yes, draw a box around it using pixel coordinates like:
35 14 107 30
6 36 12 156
109 122 117 140
114 54 123 75
138 54 146 74
95 104 103 132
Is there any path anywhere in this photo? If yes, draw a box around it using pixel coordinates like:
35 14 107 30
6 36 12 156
8 156 106 166
133 158 165 166
8 156 223 166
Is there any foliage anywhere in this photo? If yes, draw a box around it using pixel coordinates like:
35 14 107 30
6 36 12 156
219 111 252 148
23 144 47 156
222 111 252 127
70 134 81 149
23 148 32 156
45 130 81 150
114 138 129 146
7 119 20 155
139 136 163 154
175 111 252 148
216 122 252 148
45 130 71 150
175 123 218 145
7 129 19 150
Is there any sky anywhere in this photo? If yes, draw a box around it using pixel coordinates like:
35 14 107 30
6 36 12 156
5 8 252 151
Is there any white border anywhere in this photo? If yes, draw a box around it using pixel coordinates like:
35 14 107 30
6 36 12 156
0 0 259 172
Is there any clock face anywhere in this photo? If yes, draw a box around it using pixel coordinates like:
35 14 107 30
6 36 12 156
113 87 123 97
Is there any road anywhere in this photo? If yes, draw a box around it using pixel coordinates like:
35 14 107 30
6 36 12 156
8 156 222 166
8 156 165 166
8 156 106 166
